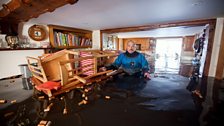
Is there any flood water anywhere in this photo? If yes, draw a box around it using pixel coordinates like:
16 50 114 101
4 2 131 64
0 74 224 126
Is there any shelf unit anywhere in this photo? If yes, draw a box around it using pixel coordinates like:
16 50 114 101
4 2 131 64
0 47 52 51
48 25 92 49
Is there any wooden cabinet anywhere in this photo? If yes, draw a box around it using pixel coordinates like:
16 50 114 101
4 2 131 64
123 38 150 51
48 25 92 49
179 64 193 77
182 36 195 51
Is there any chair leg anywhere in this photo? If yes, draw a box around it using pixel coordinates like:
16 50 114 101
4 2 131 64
62 96 68 114
34 98 49 119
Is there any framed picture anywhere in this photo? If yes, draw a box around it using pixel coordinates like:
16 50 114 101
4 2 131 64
28 25 47 41
136 44 141 50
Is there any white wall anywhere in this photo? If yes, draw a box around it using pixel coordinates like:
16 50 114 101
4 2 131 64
92 30 100 49
0 22 49 79
119 38 123 50
102 33 109 50
18 22 50 48
208 18 224 77
0 50 44 79
0 24 100 79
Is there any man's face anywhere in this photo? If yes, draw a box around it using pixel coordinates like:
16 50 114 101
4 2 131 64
127 41 136 54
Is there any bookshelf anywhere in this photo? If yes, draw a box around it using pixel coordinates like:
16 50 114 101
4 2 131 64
48 25 92 49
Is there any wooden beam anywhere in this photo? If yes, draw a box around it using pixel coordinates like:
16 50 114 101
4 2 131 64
100 31 103 50
203 23 216 76
65 0 79 4
0 0 21 17
0 0 79 23
101 19 216 33
215 24 224 79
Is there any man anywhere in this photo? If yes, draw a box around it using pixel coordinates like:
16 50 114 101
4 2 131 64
101 40 150 79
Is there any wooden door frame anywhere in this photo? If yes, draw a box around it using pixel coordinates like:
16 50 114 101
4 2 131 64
100 19 216 77
215 23 224 79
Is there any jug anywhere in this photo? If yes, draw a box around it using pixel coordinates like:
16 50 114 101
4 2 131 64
5 35 19 49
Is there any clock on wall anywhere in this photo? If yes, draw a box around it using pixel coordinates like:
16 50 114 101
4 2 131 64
28 25 47 41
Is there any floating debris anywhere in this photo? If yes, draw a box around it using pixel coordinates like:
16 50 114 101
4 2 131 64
78 100 87 106
4 112 14 117
38 96 45 99
192 90 203 98
11 100 17 104
46 121 52 126
48 97 55 101
38 120 52 126
60 96 64 100
0 99 7 104
105 96 110 99
44 103 54 112
63 108 68 115
84 88 91 92
39 120 47 125
82 94 85 98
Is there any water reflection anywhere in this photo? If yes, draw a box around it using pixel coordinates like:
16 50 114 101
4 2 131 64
187 77 224 126
1 74 223 126
112 74 147 92
1 98 41 126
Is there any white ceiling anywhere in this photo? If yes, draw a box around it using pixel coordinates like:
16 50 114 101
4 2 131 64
22 0 224 30
1 0 223 37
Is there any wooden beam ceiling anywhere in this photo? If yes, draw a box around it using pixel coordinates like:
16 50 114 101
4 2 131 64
0 0 79 23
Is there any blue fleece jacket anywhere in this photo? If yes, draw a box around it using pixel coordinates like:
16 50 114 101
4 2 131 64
111 51 149 75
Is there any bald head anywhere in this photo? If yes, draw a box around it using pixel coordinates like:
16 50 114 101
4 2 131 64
126 40 136 54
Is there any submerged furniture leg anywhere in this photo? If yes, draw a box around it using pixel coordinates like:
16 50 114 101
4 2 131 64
63 96 68 114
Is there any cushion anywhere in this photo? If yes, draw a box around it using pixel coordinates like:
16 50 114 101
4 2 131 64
79 52 94 76
35 81 61 91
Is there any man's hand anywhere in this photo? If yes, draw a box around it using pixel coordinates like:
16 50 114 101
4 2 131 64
99 67 107 72
144 72 151 80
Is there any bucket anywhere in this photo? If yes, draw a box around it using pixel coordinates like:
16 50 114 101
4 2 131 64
22 78 33 90
18 64 32 78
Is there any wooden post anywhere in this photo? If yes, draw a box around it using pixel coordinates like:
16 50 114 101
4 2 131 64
215 24 224 79
93 57 97 74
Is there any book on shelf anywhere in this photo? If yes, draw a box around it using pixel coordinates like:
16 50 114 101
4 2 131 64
53 32 92 47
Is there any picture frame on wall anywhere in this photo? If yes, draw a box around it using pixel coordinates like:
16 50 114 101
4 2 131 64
136 44 141 50
28 25 47 41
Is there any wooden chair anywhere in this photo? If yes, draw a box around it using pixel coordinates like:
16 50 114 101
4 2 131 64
27 49 117 97
77 49 119 67
27 49 78 97
55 56 113 96
27 49 119 116
40 49 78 82
27 56 48 83
27 49 79 83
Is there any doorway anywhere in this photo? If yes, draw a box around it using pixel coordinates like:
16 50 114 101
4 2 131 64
155 38 183 74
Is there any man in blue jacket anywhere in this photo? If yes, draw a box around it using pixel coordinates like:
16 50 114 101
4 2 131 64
101 40 150 79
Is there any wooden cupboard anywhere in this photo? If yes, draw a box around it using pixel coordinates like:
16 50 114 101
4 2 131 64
182 36 195 51
123 38 150 51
